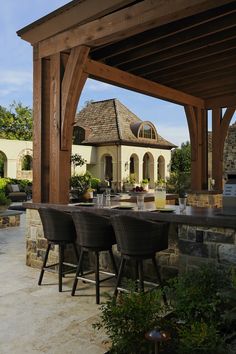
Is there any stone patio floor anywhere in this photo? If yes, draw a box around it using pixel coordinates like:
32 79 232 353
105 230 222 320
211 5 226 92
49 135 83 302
0 213 110 354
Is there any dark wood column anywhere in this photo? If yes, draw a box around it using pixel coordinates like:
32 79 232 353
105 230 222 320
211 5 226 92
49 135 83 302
212 106 236 191
184 105 208 191
32 45 89 203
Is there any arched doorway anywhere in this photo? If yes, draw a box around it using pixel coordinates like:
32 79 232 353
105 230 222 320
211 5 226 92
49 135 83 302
129 153 139 183
101 154 113 186
158 156 165 180
0 151 7 177
17 149 33 180
21 155 33 171
142 152 154 186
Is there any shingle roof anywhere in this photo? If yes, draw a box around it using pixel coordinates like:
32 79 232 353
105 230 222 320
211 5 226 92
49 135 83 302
74 99 176 149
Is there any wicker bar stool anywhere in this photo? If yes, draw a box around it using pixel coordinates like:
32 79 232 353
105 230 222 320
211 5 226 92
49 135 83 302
38 208 79 292
111 215 169 302
71 210 118 304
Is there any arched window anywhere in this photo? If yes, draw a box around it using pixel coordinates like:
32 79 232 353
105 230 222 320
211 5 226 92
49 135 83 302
138 123 156 139
21 155 33 171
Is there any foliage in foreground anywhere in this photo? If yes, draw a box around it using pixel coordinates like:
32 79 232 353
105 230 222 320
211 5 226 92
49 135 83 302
93 284 166 354
94 264 236 354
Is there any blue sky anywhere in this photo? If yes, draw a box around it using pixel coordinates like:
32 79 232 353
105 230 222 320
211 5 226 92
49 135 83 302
3 0 223 147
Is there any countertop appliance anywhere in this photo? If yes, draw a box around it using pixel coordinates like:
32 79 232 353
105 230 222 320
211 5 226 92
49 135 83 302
222 172 236 215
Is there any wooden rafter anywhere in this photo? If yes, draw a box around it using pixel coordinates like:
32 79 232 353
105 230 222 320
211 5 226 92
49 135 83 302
92 1 236 60
37 0 234 58
83 59 204 108
105 14 236 67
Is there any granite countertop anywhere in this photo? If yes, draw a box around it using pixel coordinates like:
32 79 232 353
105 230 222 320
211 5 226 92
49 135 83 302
23 201 236 229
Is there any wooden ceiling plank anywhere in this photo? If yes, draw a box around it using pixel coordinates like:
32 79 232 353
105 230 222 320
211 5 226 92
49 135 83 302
105 12 236 67
169 67 236 89
149 55 236 84
91 1 236 61
141 50 236 80
191 84 236 98
119 29 236 72
38 0 234 58
129 38 236 75
83 58 204 108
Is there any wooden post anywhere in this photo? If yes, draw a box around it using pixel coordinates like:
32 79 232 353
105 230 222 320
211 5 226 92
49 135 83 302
184 105 208 191
33 45 52 203
32 46 89 203
212 107 236 191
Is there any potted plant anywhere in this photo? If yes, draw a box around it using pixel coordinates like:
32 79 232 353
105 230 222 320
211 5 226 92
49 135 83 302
70 172 92 202
0 191 11 211
123 175 136 192
141 178 149 191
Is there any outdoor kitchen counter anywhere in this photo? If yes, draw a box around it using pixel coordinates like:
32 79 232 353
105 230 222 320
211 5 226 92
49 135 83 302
23 202 236 229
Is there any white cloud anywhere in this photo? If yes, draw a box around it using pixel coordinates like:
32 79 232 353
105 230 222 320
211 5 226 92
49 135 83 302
0 69 32 87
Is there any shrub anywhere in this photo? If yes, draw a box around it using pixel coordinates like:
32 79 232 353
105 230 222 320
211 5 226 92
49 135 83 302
0 190 11 206
93 285 166 354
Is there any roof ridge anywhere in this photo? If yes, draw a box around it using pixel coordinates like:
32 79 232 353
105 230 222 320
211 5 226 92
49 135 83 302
113 99 122 141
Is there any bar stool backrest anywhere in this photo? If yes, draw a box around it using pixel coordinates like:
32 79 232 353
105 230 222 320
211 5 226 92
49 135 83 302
111 215 169 256
72 210 116 249
39 208 76 242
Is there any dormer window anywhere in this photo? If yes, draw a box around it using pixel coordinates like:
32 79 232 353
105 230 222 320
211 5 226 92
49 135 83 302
138 123 156 140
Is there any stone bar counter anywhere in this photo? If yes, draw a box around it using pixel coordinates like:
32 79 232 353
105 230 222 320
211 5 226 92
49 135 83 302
24 201 236 278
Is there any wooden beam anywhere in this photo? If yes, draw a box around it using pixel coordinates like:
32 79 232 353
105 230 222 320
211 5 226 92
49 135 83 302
83 59 204 108
205 94 236 108
61 46 89 150
38 0 234 58
17 0 136 44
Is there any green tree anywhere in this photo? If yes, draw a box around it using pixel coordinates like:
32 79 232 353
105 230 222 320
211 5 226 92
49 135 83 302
171 141 191 173
0 101 33 140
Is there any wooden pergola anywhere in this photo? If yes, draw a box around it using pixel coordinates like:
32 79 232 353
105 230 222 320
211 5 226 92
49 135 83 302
17 0 236 204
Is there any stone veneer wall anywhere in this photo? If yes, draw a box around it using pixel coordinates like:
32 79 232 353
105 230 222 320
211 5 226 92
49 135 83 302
26 209 58 268
25 208 236 279
0 214 20 228
178 224 236 272
224 122 236 174
25 209 179 279
187 192 222 208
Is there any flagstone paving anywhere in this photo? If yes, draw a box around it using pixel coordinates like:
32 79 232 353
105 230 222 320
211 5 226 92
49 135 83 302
0 213 110 354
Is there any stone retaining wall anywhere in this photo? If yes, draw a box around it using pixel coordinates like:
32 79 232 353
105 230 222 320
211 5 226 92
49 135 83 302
0 214 20 228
